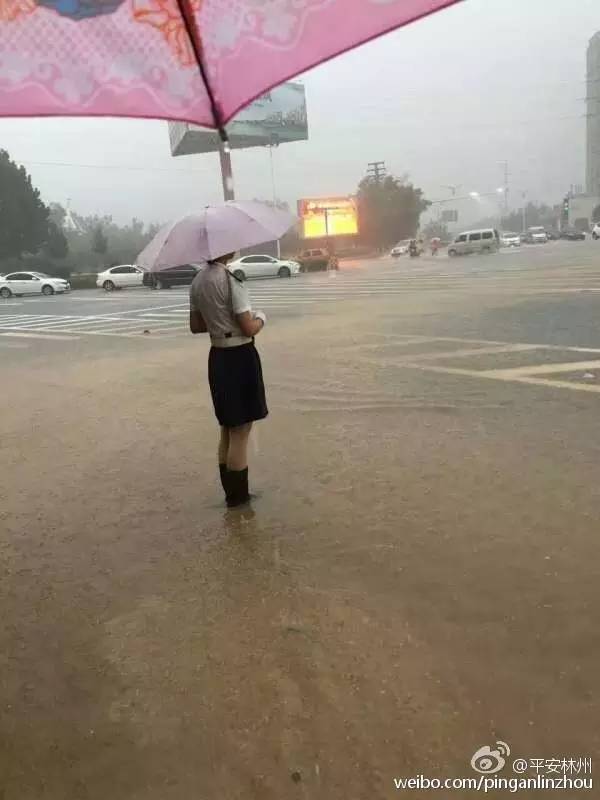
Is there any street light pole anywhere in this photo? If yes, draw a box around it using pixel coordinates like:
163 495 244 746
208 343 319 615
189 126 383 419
499 160 509 213
218 139 235 201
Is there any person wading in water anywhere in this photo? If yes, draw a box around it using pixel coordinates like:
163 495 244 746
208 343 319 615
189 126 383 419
189 253 267 507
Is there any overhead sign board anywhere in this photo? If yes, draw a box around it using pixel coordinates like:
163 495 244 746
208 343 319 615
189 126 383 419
169 82 308 155
441 209 458 223
298 196 358 239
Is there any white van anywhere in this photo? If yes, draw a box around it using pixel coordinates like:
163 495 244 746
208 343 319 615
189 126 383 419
448 229 500 257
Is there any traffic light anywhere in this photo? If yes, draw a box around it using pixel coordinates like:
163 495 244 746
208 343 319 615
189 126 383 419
562 195 570 224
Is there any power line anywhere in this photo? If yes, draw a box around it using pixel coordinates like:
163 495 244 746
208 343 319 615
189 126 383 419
15 158 211 175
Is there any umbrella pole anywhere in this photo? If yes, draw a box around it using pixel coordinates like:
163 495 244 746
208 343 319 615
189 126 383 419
175 0 235 201
219 136 235 201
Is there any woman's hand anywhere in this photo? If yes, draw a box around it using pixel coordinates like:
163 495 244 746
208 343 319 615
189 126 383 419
236 311 266 337
254 311 267 327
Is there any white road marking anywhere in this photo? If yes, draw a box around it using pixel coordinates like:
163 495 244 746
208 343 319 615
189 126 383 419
6 316 97 330
406 344 541 361
0 332 80 341
138 312 190 319
481 360 600 378
0 315 65 328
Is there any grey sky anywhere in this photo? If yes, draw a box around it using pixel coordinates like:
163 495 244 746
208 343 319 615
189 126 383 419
0 0 597 226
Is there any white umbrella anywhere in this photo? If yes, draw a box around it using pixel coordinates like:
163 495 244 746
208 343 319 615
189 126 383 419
137 201 296 271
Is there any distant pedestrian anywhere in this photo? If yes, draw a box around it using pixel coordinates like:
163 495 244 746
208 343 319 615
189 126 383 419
189 253 267 507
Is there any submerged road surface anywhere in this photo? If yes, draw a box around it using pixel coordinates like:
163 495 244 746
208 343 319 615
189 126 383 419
2 244 599 798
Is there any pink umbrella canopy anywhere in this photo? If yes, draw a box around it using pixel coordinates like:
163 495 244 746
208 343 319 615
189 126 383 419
0 0 461 129
136 200 297 269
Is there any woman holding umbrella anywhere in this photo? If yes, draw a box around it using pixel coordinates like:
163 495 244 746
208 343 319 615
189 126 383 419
189 252 268 508
136 201 295 506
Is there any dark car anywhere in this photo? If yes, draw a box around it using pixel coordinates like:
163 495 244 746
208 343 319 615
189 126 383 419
560 228 586 241
545 228 561 241
142 264 199 289
297 248 338 272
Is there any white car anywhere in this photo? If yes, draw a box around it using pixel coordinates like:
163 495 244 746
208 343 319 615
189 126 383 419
0 271 70 298
390 240 411 257
97 264 145 291
525 226 548 244
228 255 300 281
500 231 521 247
592 223 600 240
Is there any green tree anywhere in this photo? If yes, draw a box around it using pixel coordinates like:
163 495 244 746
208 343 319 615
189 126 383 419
357 174 430 250
91 224 108 256
501 202 557 232
48 202 67 229
0 149 49 259
44 221 69 259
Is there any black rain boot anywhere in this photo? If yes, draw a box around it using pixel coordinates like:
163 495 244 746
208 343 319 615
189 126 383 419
226 467 250 508
219 463 228 496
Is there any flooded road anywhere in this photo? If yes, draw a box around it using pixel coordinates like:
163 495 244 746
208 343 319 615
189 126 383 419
1 270 599 798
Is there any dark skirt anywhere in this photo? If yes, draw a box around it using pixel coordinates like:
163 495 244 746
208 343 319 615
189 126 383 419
208 342 268 428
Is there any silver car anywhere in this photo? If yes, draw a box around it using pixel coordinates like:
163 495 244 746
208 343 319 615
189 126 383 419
448 229 500 257
501 231 521 247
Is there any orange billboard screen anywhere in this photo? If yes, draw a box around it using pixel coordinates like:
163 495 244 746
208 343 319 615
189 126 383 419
298 196 358 239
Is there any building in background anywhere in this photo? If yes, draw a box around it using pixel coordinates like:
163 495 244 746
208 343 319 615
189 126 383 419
586 32 600 197
567 192 599 230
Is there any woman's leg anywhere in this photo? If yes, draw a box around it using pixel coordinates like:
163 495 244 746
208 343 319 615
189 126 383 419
218 427 230 494
225 423 253 507
218 427 229 464
227 423 253 471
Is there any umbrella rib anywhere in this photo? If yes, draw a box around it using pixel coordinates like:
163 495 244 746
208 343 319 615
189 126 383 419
175 0 226 141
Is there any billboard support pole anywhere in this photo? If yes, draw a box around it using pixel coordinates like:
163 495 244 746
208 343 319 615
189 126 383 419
219 138 235 201
267 142 281 257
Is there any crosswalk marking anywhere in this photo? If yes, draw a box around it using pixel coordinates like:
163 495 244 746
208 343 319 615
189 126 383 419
1 331 80 341
3 259 600 339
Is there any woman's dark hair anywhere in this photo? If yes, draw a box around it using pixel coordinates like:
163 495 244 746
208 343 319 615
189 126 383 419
211 252 236 264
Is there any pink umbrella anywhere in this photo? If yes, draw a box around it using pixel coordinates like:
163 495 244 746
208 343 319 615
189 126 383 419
0 0 461 131
136 200 297 269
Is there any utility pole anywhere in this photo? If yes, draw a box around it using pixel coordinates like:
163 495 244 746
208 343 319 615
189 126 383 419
367 161 387 183
499 160 509 213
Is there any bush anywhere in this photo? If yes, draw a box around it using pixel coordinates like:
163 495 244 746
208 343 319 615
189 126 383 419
68 273 97 290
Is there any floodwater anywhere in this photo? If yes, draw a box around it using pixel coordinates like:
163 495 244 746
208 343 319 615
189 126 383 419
1 292 599 798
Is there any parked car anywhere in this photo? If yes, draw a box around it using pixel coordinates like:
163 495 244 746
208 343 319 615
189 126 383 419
560 227 586 241
592 222 600 240
97 264 144 291
447 228 500 257
142 264 199 289
0 271 70 298
229 254 301 280
297 248 338 272
523 226 548 244
500 231 521 247
390 240 411 257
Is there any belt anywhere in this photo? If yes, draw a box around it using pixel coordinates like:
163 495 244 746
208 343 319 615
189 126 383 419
210 334 253 348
